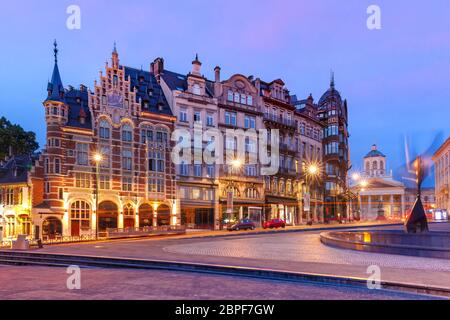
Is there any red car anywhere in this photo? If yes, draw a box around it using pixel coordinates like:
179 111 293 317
263 219 286 229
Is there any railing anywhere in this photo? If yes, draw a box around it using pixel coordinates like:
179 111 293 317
263 113 297 129
178 92 215 104
218 98 258 112
0 226 187 248
106 225 186 238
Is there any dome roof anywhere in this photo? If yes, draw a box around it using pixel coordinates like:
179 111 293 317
364 144 386 158
318 87 342 106
318 72 342 106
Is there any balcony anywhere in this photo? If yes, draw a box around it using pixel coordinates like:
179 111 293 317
278 167 298 177
177 92 216 105
263 113 297 130
218 97 260 114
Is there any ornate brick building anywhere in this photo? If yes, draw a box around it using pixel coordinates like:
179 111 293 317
32 43 178 239
316 75 350 221
0 43 354 239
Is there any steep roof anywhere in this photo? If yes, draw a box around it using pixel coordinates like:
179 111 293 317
45 41 66 103
161 69 215 97
0 155 37 185
65 87 91 129
124 66 173 116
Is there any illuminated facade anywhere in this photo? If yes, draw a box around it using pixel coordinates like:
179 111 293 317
160 56 220 229
6 45 354 238
259 79 301 225
293 95 325 223
32 43 177 239
0 155 43 240
352 145 406 220
214 72 265 227
433 137 450 212
316 75 350 221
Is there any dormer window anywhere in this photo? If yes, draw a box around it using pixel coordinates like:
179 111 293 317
192 84 201 95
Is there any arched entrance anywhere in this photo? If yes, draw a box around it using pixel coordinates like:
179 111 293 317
139 204 153 228
42 217 62 240
70 200 91 236
157 204 171 226
123 203 135 229
98 201 118 231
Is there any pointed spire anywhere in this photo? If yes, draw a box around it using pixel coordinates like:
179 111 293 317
191 53 202 76
330 70 335 89
112 41 119 68
46 40 65 102
53 39 58 63
192 53 201 65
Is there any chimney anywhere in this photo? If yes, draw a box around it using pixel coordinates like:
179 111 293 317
255 78 261 92
214 66 221 83
153 58 164 79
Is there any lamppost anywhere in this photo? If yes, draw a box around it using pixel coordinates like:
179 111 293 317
93 153 103 240
225 159 242 226
303 163 320 224
350 173 368 221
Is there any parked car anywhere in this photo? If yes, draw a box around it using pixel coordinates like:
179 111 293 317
227 219 256 231
263 219 286 229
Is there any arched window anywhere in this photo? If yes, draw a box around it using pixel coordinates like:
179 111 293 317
122 123 133 142
373 161 378 170
99 119 110 139
70 201 91 229
123 203 134 216
245 188 258 199
365 161 370 172
286 180 292 194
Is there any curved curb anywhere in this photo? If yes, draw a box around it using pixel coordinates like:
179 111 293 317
320 231 450 260
0 250 448 299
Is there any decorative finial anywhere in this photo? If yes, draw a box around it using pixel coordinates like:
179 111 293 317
113 41 117 54
53 39 58 63
330 70 335 89
195 53 199 61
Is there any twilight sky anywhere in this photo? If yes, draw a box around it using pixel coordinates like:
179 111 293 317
0 0 449 185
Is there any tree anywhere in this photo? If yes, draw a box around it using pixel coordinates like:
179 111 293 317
0 117 39 159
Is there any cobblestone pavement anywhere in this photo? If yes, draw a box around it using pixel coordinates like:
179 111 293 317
30 223 450 291
0 266 436 300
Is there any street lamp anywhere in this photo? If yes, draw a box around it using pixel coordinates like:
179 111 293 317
304 162 321 224
307 164 319 176
226 158 242 226
93 152 103 240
